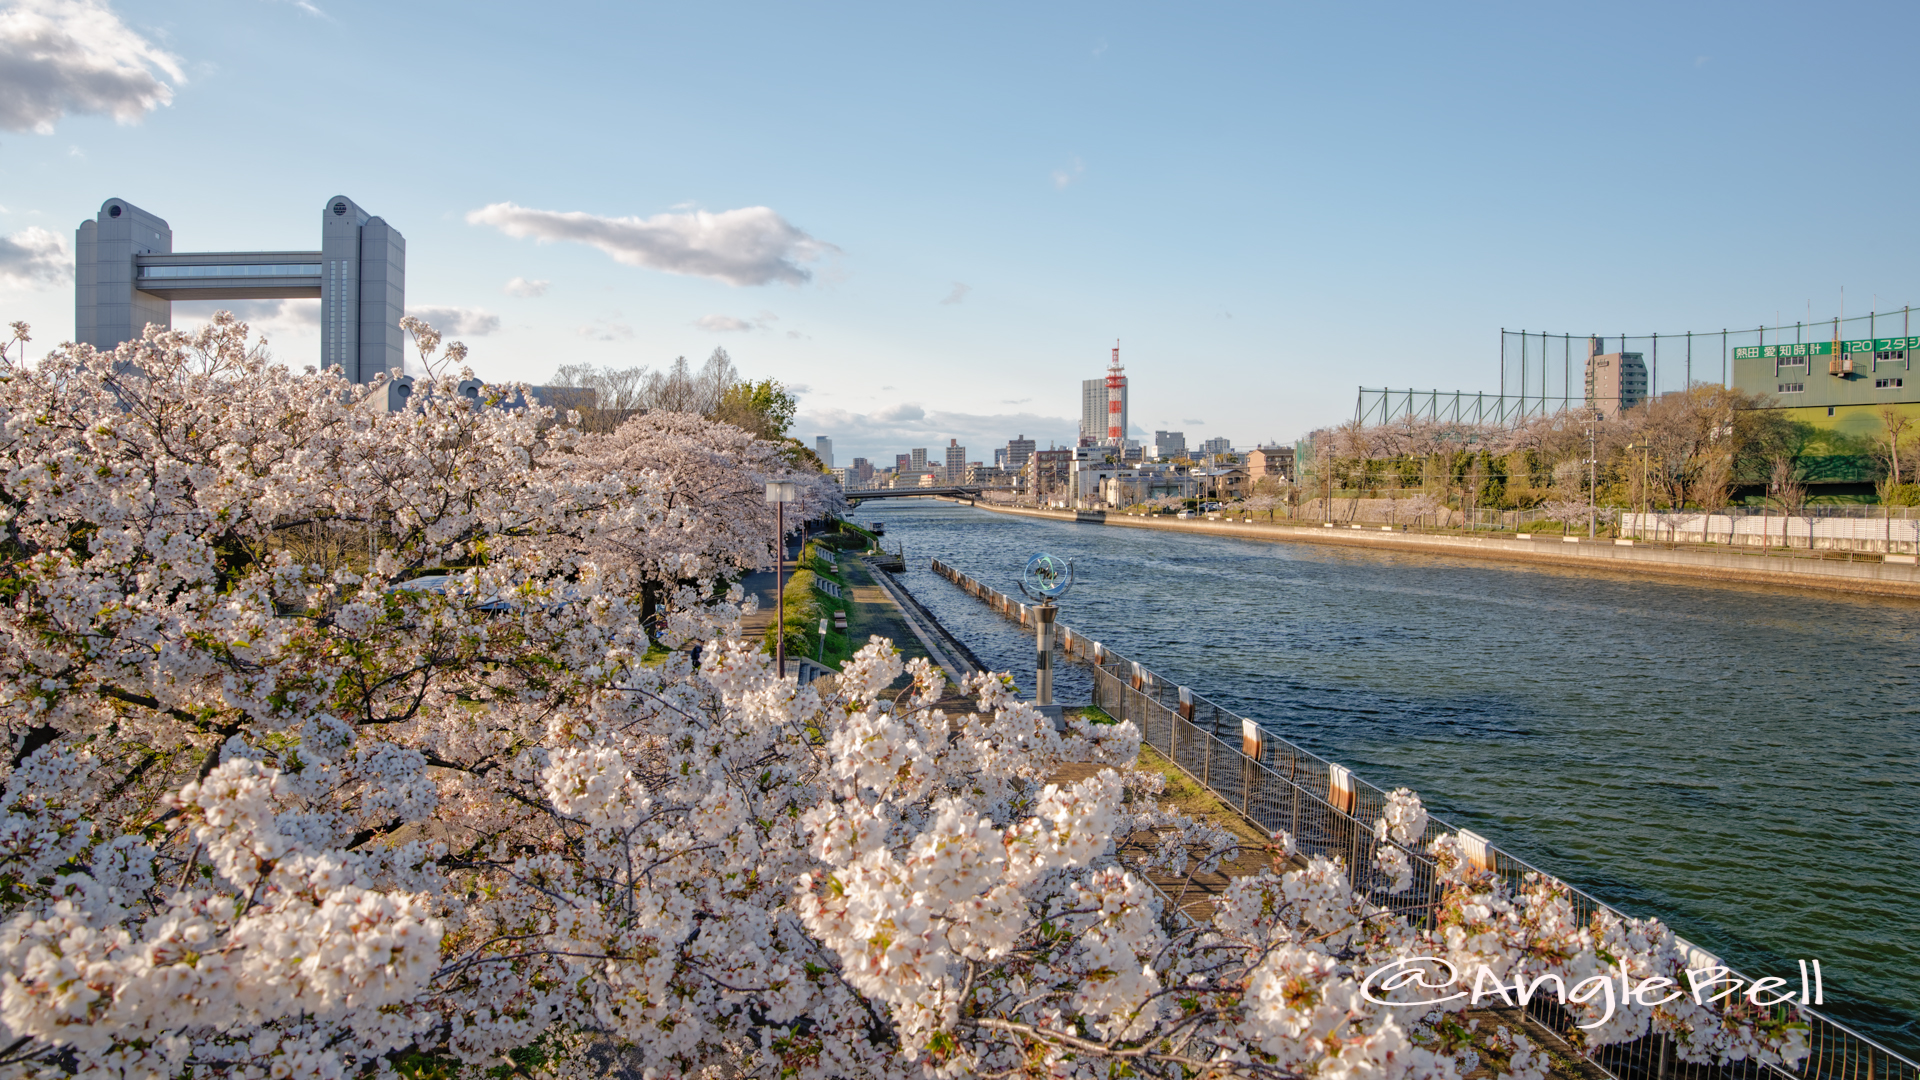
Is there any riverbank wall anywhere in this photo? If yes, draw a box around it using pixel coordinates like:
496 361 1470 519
968 503 1920 600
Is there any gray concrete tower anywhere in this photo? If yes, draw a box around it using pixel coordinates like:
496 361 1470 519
320 195 406 382
74 195 404 382
75 199 174 351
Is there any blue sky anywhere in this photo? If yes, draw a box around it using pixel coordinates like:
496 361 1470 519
4 0 1919 462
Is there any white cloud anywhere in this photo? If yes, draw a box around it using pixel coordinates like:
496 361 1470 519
172 298 319 339
0 0 184 134
0 226 68 288
796 402 1077 460
695 310 777 333
467 201 837 287
406 305 500 337
503 276 549 297
940 282 971 305
1051 156 1085 189
1182 418 1205 425
576 319 633 342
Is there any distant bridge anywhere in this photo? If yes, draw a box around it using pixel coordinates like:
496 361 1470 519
845 486 986 503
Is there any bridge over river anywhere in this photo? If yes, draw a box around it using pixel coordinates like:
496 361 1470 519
845 486 998 503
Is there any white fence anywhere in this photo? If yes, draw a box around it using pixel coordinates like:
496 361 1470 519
1623 511 1920 553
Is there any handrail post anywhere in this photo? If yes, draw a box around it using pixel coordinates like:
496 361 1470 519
1241 719 1261 817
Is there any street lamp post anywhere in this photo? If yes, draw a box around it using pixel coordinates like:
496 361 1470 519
764 481 798 678
1586 409 1602 539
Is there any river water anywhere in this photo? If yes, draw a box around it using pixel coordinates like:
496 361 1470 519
861 500 1920 1057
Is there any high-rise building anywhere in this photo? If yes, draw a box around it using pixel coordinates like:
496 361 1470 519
910 448 928 473
814 436 833 469
1079 364 1129 443
1080 380 1106 442
1585 337 1648 419
1153 430 1187 460
850 457 873 484
1005 434 1036 470
75 195 406 383
944 439 966 482
1198 436 1233 457
896 453 912 473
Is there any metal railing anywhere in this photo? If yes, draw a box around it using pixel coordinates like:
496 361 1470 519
926 557 1919 1080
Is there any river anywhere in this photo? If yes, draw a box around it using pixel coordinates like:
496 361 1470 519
860 499 1920 1058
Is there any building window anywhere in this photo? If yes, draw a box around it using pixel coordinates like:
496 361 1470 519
1829 406 1836 416
1877 350 1906 361
1778 382 1804 393
138 263 322 279
1878 378 1904 389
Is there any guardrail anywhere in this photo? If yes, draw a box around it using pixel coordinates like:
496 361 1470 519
927 557 1919 1080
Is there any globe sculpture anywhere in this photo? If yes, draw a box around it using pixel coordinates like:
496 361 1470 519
1021 552 1074 601
1017 553 1072 716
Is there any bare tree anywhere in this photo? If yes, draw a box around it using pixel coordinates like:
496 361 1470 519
549 362 648 432
1768 455 1807 549
1877 406 1914 487
641 348 738 414
1694 451 1735 544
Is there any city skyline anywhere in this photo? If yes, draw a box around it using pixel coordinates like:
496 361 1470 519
5 2 1920 464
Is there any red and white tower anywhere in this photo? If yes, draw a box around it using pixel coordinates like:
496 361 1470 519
1104 340 1126 445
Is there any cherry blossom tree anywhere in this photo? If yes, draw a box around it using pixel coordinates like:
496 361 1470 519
561 409 844 631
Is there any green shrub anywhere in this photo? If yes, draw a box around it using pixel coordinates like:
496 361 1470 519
1883 482 1920 507
762 568 820 656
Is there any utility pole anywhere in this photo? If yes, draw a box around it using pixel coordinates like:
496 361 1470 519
1588 410 1600 539
1624 442 1643 540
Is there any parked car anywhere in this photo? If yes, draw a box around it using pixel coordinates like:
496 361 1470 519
1176 510 1193 519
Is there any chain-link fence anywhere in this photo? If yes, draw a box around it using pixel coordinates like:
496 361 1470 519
926 557 1920 1080
1355 386 1624 426
1500 309 1920 404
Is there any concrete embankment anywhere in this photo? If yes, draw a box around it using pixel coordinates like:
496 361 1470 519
853 557 984 681
969 503 1920 600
